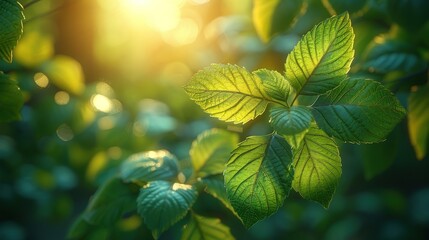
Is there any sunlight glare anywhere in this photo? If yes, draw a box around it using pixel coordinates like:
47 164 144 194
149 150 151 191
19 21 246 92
91 94 113 113
121 0 186 32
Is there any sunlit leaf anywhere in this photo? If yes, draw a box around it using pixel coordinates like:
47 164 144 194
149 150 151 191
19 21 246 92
0 0 24 62
137 181 197 239
185 64 274 124
253 0 307 42
224 134 294 228
292 124 341 207
190 128 238 177
40 55 85 95
0 73 23 122
181 213 235 240
312 78 406 143
285 12 354 95
283 128 309 150
83 177 138 226
120 150 180 183
14 31 54 67
200 175 237 217
254 68 293 105
408 85 429 160
269 106 312 135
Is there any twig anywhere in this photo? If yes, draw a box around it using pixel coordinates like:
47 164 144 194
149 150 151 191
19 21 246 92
23 0 42 9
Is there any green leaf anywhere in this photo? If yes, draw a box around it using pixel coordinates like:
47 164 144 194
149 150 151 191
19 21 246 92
185 64 274 124
312 78 406 143
285 12 354 96
83 177 138 226
137 180 198 239
269 106 312 135
181 213 235 240
120 150 180 183
40 55 85 95
0 0 24 62
0 73 23 122
408 85 429 160
224 134 294 228
253 0 307 42
190 128 239 177
200 175 237 217
283 128 309 150
254 69 293 105
292 124 341 207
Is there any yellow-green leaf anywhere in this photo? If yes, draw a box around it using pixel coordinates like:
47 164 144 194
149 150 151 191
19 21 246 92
408 85 429 160
285 12 354 95
181 213 235 240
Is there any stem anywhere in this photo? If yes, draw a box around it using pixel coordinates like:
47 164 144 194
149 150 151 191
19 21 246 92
23 0 42 9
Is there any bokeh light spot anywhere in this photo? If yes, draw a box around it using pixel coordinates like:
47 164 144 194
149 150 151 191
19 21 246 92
34 72 49 88
54 91 70 105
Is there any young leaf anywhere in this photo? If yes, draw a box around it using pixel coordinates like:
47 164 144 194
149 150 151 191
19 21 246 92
0 0 24 62
181 213 235 240
254 69 293 105
408 85 429 160
200 175 237 217
224 134 294 228
185 64 274 124
269 106 312 135
253 0 307 42
83 177 138 226
0 73 23 122
292 124 341 207
285 12 354 96
137 180 198 239
120 150 180 183
190 128 238 177
312 78 406 143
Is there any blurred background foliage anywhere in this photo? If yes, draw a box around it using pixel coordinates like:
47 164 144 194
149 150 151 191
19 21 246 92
0 0 428 239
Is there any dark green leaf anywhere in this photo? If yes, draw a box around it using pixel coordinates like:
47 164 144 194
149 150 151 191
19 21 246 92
285 12 354 96
253 0 307 42
120 150 180 183
185 64 275 124
254 69 293 105
224 134 294 228
269 106 312 135
292 124 341 207
0 0 24 62
408 85 429 160
201 175 237 217
137 180 198 239
0 73 23 122
181 213 235 240
190 128 238 177
83 177 138 226
312 78 406 143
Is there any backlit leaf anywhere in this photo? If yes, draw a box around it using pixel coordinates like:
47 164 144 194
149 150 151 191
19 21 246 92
185 64 274 124
0 73 23 122
292 124 341 207
0 0 24 62
224 134 294 227
181 213 235 240
83 177 138 226
40 55 85 95
312 78 406 143
190 128 238 177
137 181 197 239
408 85 429 160
254 69 293 105
253 0 307 42
285 13 354 95
270 106 312 135
120 150 180 183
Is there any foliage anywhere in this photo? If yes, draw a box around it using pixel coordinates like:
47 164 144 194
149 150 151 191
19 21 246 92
186 12 405 227
69 129 237 239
